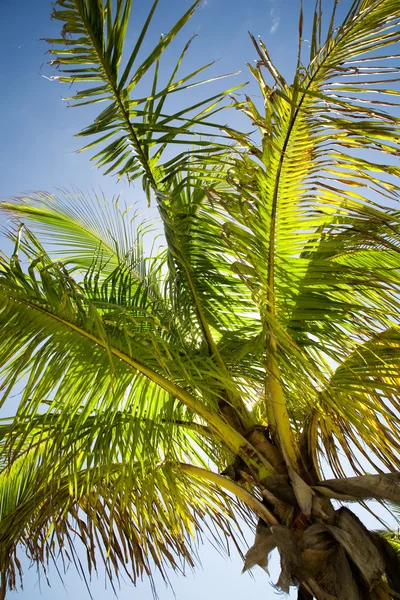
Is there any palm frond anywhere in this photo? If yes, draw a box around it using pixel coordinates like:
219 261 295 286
157 167 265 429
0 439 253 598
202 0 400 472
1 189 155 275
46 0 240 197
314 326 400 476
0 222 266 467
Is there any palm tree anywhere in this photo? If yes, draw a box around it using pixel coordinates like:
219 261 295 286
1 0 400 598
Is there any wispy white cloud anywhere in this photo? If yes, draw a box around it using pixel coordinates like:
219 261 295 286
270 17 280 34
268 0 280 35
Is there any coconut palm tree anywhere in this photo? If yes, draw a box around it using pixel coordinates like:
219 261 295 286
1 0 400 598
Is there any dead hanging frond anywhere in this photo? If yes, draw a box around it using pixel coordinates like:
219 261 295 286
314 472 400 503
242 520 276 573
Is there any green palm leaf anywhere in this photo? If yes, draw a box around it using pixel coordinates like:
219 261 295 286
205 0 400 471
0 437 253 597
46 0 240 197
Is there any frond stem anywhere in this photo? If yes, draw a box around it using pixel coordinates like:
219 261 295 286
258 6 370 469
179 463 278 526
180 261 253 430
71 0 158 193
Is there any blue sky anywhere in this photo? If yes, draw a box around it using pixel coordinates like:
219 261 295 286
0 1 381 599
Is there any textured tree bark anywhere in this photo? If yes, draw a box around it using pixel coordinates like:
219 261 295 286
221 414 400 599
298 586 313 600
241 461 400 599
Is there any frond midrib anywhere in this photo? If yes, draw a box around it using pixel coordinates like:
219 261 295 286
70 0 158 190
1 290 268 468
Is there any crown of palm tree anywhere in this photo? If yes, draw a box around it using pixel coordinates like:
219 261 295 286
1 1 400 599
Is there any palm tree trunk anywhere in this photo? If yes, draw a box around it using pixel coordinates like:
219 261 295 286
0 569 6 600
298 587 313 600
242 468 400 600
